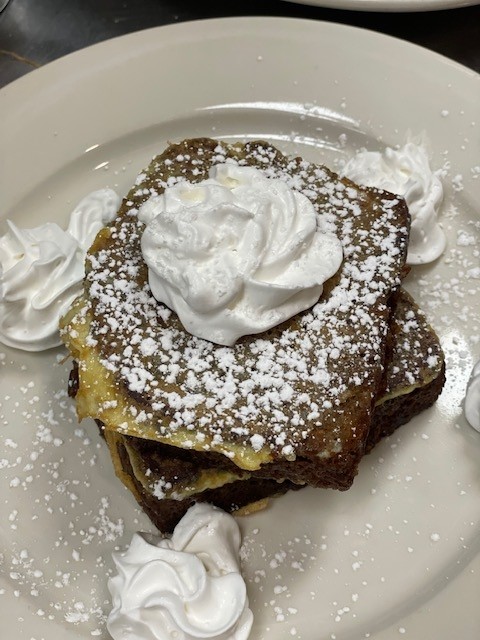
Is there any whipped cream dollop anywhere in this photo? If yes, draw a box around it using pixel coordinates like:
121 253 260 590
465 360 480 432
341 142 446 265
0 188 120 351
107 503 253 640
139 163 343 346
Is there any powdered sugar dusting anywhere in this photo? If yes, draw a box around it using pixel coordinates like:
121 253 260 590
62 139 409 483
0 351 150 637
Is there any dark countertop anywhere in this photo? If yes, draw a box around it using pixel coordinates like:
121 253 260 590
0 0 479 89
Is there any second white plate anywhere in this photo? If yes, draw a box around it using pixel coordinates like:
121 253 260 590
281 0 480 12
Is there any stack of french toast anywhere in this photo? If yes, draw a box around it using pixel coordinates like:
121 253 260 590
60 138 445 532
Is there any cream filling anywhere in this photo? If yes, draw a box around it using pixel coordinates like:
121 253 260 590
122 437 250 501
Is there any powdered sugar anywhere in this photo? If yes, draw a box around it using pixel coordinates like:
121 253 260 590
62 140 409 483
0 352 138 637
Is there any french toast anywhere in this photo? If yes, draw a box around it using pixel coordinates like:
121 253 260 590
99 289 446 532
60 137 410 490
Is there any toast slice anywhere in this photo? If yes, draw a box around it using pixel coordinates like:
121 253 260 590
60 138 410 490
94 288 445 532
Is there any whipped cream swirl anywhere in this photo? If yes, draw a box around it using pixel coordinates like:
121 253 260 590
66 188 120 251
107 503 253 640
465 360 480 432
139 163 343 346
341 142 446 265
0 189 119 351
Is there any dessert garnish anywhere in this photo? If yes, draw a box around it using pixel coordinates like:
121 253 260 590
465 360 480 432
138 163 343 346
0 188 119 351
341 141 446 265
107 503 253 640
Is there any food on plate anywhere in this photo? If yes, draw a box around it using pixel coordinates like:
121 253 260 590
0 189 120 351
68 288 445 532
465 360 480 432
341 141 446 265
59 137 446 533
138 161 344 346
107 503 252 640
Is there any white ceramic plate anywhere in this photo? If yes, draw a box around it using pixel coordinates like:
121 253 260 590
280 0 479 12
1 17 479 640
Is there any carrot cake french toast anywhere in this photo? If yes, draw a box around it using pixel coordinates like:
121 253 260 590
67 288 444 532
60 137 411 490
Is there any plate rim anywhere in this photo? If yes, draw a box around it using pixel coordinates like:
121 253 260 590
1 15 480 102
